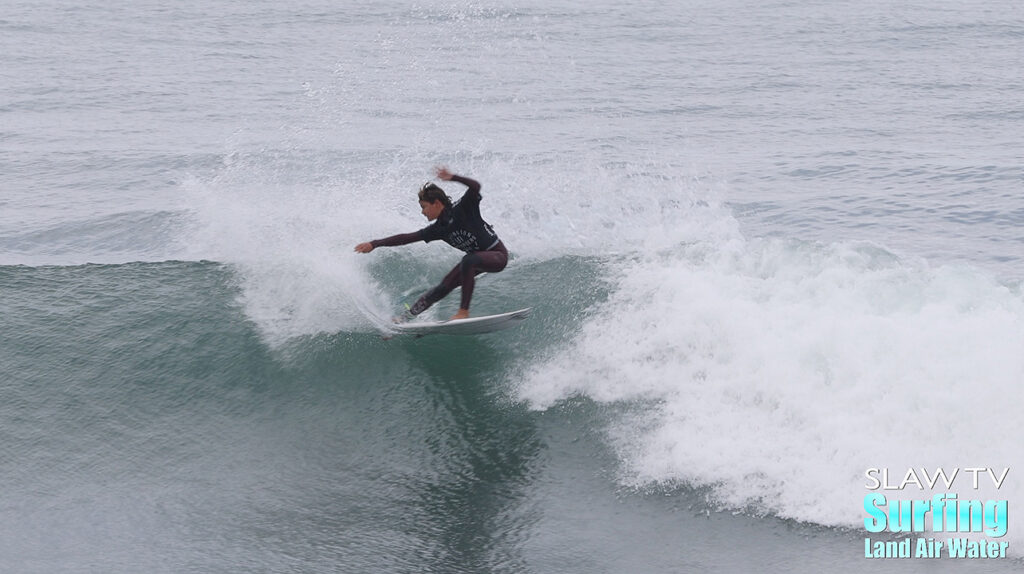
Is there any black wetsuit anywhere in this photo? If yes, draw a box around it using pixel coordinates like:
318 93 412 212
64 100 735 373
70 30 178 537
370 175 508 315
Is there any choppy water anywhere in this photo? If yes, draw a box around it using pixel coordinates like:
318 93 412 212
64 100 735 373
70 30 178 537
2 1 1022 572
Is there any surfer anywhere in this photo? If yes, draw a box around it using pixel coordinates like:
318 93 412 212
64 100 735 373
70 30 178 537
354 167 508 321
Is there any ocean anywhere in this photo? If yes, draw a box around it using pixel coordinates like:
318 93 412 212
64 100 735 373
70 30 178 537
2 1 1022 572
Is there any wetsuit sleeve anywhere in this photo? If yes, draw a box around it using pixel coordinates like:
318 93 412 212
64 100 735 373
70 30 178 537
419 222 444 243
370 231 423 248
449 174 481 202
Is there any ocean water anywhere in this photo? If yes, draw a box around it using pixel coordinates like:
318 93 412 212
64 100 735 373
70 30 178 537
2 1 1022 572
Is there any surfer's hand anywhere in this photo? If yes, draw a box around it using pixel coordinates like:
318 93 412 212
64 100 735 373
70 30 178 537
354 242 374 253
434 166 453 181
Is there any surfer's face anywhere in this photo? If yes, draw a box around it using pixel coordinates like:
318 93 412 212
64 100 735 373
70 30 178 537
420 199 444 221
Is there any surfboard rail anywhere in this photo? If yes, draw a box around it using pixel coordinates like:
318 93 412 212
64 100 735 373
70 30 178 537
391 307 532 336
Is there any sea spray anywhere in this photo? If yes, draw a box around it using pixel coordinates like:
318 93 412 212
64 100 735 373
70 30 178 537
182 150 728 343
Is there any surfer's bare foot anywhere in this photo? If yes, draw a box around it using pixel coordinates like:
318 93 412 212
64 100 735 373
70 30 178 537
451 309 470 321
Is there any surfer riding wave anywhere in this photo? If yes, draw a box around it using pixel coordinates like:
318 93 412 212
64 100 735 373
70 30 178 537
355 167 508 321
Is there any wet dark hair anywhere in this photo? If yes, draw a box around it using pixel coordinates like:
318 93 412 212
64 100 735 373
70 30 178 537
418 182 452 208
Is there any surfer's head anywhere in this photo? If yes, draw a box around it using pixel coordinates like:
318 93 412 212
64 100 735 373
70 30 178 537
418 182 451 221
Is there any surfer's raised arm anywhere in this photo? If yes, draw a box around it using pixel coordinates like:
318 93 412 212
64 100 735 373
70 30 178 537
435 166 480 200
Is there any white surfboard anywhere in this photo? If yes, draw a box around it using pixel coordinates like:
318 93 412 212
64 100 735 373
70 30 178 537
391 308 531 336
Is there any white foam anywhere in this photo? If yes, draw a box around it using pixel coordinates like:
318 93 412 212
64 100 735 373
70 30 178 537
519 233 1024 544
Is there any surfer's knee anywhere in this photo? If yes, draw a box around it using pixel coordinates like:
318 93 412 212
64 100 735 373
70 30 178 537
460 253 481 273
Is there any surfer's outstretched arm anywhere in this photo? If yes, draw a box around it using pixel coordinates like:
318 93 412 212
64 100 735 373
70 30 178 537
354 231 422 253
